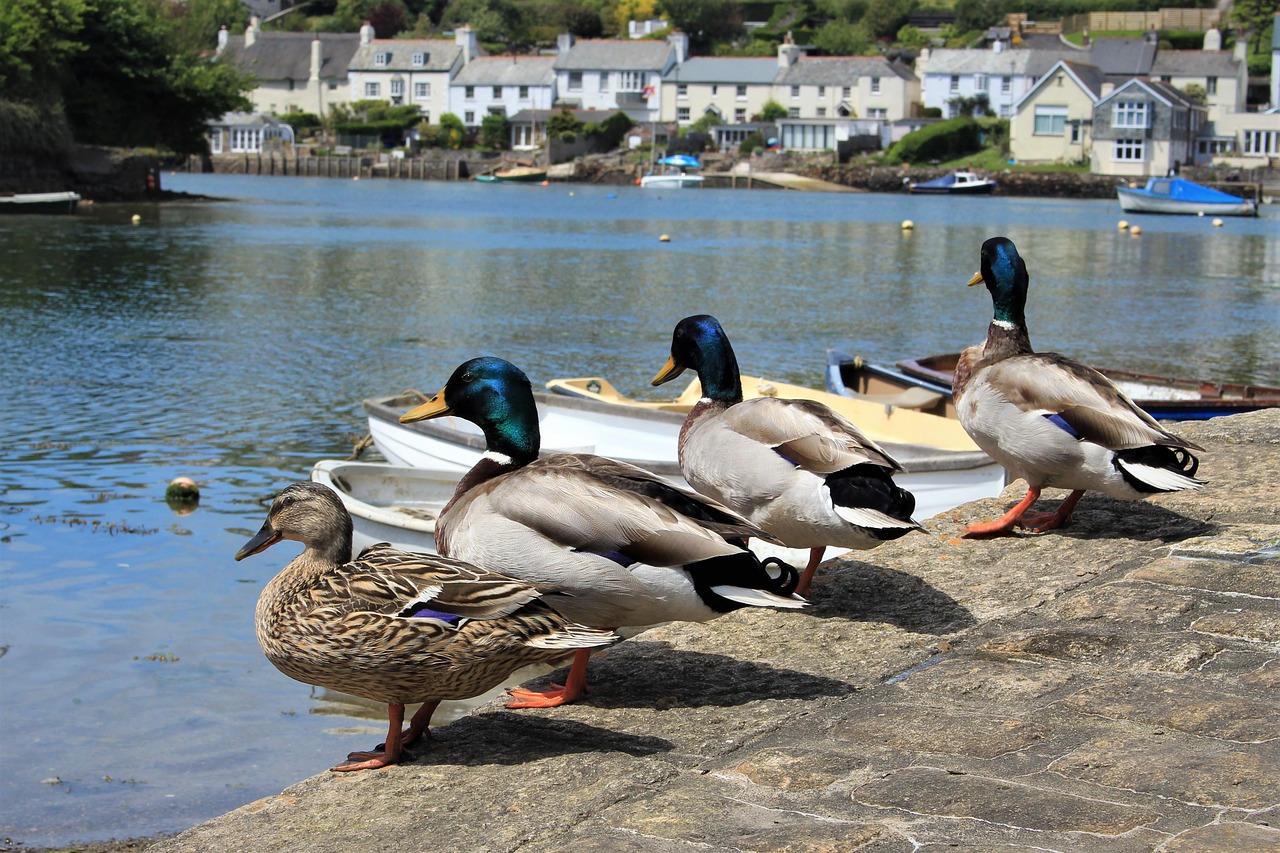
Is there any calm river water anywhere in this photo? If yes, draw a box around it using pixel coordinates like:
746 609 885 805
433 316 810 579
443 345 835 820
1 173 1277 846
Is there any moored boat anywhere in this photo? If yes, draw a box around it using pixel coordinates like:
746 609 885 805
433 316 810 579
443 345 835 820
0 191 81 215
907 171 996 195
1115 177 1257 217
640 154 705 189
475 166 547 183
827 350 1280 421
309 459 452 554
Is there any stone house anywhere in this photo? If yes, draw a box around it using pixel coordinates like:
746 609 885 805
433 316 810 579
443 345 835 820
215 19 359 118
1091 78 1205 176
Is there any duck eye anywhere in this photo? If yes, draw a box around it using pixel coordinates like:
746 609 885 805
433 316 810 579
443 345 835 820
461 372 474 383
281 495 296 507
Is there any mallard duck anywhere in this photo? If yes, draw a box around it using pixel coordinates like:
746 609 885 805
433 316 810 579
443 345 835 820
398 356 805 708
235 481 619 771
652 315 923 596
955 236 1204 536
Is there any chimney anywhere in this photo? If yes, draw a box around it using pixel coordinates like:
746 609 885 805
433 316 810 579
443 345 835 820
1203 27 1221 51
1101 81 1115 96
245 15 259 48
668 31 688 65
557 32 575 55
456 25 476 65
1082 28 1089 46
216 25 229 54
778 32 800 68
311 35 322 82
1233 29 1247 61
992 38 1004 53
360 20 374 45
1144 25 1158 45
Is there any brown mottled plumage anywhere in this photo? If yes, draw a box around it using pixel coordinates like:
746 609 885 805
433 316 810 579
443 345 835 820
236 481 618 771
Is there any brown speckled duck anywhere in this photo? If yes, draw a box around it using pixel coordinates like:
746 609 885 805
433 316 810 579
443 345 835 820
235 481 619 771
954 236 1205 536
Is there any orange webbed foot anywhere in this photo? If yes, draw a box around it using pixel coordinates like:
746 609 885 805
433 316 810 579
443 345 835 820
332 750 399 772
506 682 584 709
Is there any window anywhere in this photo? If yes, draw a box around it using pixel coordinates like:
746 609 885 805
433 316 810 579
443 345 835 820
375 52 390 67
1243 130 1279 155
1033 105 1067 135
414 81 430 99
464 86 475 99
464 111 475 124
817 107 827 117
974 74 987 92
711 84 718 96
619 71 643 91
230 127 262 152
209 130 222 154
787 106 800 117
568 72 582 91
421 111 430 124
817 85 826 97
599 73 609 92
493 86 502 98
949 75 960 93
1206 77 1217 95
1000 76 1011 94
365 81 380 98
412 52 425 67
390 79 404 98
791 85 800 99
1114 138 1145 161
1070 122 1080 143
677 84 688 98
868 107 887 118
841 86 851 98
870 77 880 95
734 107 746 122
736 85 747 99
999 105 1011 117
1113 100 1148 129
677 107 690 122
519 86 529 99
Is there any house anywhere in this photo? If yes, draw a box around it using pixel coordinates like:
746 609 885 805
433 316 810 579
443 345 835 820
1009 60 1105 165
509 108 621 153
916 43 1072 118
215 19 360 117
1149 32 1247 125
448 55 556 132
1091 78 1205 176
346 25 476 125
661 57 777 127
552 33 688 123
206 111 295 154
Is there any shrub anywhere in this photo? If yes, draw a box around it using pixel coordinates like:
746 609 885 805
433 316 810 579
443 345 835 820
886 116 986 164
739 131 764 155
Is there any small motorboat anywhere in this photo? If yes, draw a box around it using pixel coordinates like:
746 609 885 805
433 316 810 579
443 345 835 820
827 350 1280 421
474 166 547 183
1115 177 1257 217
907 171 996 195
640 154 705 189
0 191 81 214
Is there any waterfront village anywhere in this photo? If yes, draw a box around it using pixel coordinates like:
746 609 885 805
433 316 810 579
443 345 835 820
204 7 1280 186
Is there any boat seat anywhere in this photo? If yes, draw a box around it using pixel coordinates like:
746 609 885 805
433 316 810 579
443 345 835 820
851 386 946 410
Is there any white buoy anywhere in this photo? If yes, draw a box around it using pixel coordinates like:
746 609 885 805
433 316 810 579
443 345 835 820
1118 220 1129 230
131 214 141 225
1212 218 1224 227
1130 225 1142 236
659 234 671 242
901 219 914 230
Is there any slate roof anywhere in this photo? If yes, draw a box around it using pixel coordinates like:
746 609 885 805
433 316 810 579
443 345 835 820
219 32 360 81
348 39 462 72
776 57 916 85
1097 77 1203 110
508 108 622 123
923 48 1046 76
452 56 556 86
663 58 778 84
1013 59 1106 110
1150 51 1242 77
1086 38 1156 76
553 40 673 72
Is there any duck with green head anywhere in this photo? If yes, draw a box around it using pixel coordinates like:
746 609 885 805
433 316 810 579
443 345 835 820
399 356 805 708
955 236 1204 536
653 315 924 597
235 481 619 771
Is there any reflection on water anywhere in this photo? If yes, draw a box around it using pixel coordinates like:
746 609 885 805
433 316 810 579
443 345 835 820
1 175 1277 846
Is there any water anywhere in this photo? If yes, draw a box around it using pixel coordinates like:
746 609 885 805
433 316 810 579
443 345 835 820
1 174 1276 846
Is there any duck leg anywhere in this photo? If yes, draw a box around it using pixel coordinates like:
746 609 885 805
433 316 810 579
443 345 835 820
795 546 826 597
963 487 1042 537
401 699 440 748
1018 490 1085 532
333 703 406 772
507 648 592 708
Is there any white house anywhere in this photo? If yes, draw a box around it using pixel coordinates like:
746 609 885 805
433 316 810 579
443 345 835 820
448 56 557 134
660 57 778 127
917 43 1071 118
346 25 477 124
552 32 687 123
215 19 360 118
1009 60 1105 165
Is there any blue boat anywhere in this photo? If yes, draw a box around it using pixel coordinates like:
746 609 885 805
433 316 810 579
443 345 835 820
907 170 996 195
1116 177 1257 217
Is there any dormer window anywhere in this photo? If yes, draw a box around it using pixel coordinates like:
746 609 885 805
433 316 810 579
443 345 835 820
375 51 390 67
412 52 426 67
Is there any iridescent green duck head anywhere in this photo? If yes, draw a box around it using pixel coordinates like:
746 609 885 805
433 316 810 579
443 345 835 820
652 314 743 404
400 356 541 465
968 236 1029 330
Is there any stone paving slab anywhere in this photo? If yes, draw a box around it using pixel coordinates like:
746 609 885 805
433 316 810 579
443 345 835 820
148 409 1280 853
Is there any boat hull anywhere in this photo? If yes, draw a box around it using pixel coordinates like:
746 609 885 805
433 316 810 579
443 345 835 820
827 350 1280 422
1116 178 1257 217
0 191 80 215
639 175 704 189
310 459 455 554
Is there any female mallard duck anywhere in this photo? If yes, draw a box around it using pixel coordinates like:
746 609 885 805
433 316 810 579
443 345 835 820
955 236 1204 536
652 315 923 596
398 356 805 708
235 481 619 771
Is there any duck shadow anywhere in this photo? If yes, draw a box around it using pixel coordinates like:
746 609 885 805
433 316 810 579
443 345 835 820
805 563 978 634
964 495 1220 543
414 712 674 766
517 642 857 712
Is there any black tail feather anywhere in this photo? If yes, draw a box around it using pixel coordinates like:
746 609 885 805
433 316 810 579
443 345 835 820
1114 445 1201 493
685 553 799 612
827 463 918 522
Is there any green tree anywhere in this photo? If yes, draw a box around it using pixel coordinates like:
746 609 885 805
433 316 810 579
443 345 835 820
1230 0 1276 54
0 0 89 102
162 0 248 56
1180 83 1208 106
480 112 511 148
439 112 466 148
657 0 744 52
861 0 914 39
547 108 582 139
758 99 787 121
813 20 872 54
441 0 528 44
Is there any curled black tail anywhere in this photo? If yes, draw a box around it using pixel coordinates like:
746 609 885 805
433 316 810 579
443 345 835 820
685 553 800 612
828 463 918 540
1114 445 1202 493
